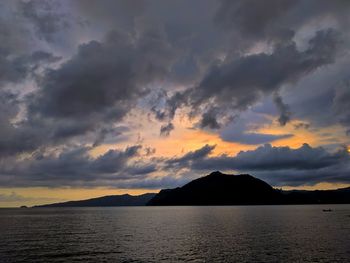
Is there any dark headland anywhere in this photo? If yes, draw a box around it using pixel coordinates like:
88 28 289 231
147 171 350 206
35 171 350 207
148 171 280 205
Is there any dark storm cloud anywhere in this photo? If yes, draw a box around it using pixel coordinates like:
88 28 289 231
151 90 189 123
0 53 28 84
74 0 146 29
0 0 66 85
19 0 70 43
0 26 177 157
0 92 29 156
92 126 130 147
30 29 175 119
283 61 350 135
0 145 155 187
192 29 340 110
294 122 310 130
215 0 298 43
161 28 341 130
227 144 347 171
199 108 221 129
251 165 350 187
333 82 350 129
125 164 157 176
166 144 215 168
215 0 350 44
210 0 350 136
0 96 129 158
0 50 59 84
160 122 174 136
166 143 350 186
90 145 141 174
0 2 31 53
0 91 56 157
0 2 180 157
74 0 222 85
0 3 58 85
273 93 291 126
1 141 348 188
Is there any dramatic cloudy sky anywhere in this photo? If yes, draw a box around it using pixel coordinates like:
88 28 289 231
1 0 350 206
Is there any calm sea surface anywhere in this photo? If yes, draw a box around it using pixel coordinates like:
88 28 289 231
1 205 350 262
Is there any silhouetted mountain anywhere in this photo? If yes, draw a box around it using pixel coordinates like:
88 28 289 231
148 171 283 205
35 193 156 207
34 172 350 207
148 171 350 206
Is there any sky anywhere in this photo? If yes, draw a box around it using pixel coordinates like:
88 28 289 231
1 0 350 207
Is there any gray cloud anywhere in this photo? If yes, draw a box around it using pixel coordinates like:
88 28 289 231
193 29 340 109
0 50 59 84
294 122 310 130
0 5 59 86
0 145 155 187
74 0 146 29
160 122 174 136
92 126 130 147
0 91 46 157
2 141 348 188
199 108 221 129
166 144 215 168
0 25 177 157
161 28 341 131
215 0 350 45
228 144 347 171
30 29 175 120
19 0 70 43
333 81 350 129
169 143 350 186
215 0 298 43
221 131 292 145
273 93 292 126
220 117 293 145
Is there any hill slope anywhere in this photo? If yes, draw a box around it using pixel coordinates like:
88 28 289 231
283 187 350 204
35 193 156 207
148 171 283 205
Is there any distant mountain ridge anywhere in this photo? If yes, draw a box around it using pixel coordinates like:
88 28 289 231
35 193 156 207
147 171 350 206
34 172 350 207
282 187 350 204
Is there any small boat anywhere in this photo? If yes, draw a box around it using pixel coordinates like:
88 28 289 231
322 209 332 212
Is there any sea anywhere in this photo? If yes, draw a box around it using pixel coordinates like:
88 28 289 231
1 205 350 262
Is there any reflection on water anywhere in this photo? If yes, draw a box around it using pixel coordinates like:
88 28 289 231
1 205 350 262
